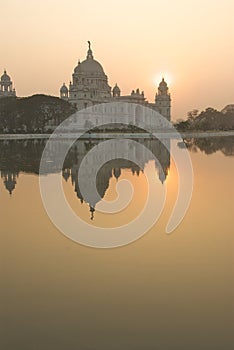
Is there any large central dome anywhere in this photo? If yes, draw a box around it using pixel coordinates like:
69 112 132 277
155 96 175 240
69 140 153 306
74 43 105 75
64 42 112 109
74 58 105 75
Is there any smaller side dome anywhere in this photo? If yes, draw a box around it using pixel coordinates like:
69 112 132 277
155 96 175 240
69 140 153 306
60 83 68 93
60 83 68 100
113 83 121 97
1 70 11 82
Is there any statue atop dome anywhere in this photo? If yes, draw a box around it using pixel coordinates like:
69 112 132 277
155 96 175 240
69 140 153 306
87 40 93 59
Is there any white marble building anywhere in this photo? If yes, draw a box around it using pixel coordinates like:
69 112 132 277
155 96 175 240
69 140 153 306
221 104 234 114
60 42 171 121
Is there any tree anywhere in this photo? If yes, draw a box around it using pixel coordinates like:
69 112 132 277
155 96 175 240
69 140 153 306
187 109 199 122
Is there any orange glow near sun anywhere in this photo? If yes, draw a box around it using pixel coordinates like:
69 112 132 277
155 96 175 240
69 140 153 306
154 73 173 87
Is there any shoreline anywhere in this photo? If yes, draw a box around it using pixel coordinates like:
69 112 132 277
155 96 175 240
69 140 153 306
0 130 234 140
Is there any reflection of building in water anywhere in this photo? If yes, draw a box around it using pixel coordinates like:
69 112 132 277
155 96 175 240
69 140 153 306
0 139 48 196
60 42 171 121
1 137 234 209
0 138 170 213
0 70 16 98
62 138 171 219
182 136 234 157
1 170 18 195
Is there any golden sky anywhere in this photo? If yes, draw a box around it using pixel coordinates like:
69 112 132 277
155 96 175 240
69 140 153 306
1 0 233 119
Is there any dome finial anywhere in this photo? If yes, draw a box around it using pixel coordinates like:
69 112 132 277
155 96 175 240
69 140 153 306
87 40 93 59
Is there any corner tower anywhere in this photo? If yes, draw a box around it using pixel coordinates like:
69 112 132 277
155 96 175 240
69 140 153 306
155 78 171 121
0 70 16 98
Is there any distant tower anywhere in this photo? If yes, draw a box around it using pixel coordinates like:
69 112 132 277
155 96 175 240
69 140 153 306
60 83 68 100
112 83 121 97
0 70 16 98
155 78 171 120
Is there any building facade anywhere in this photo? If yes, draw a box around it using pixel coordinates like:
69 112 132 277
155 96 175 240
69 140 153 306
60 42 171 120
0 70 16 98
221 104 234 114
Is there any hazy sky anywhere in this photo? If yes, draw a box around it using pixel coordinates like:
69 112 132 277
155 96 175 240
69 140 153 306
1 0 233 119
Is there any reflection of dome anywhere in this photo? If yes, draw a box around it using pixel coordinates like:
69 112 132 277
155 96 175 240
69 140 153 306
62 168 70 181
74 58 105 75
113 167 121 179
1 171 18 195
60 83 68 93
1 70 11 82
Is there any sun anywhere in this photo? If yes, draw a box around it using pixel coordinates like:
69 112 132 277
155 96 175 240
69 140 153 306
154 72 173 87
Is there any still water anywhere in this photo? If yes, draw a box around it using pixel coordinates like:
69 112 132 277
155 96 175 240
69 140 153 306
1 137 234 349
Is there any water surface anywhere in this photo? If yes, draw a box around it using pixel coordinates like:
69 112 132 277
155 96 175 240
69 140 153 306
1 137 233 349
